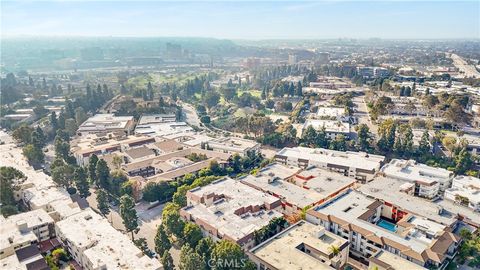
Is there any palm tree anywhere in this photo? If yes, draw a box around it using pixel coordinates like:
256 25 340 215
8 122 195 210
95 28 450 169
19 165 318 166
328 245 340 256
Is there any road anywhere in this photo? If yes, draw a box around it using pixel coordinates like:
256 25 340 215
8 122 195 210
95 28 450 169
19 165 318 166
449 53 480 78
352 95 378 137
86 190 163 252
179 101 201 128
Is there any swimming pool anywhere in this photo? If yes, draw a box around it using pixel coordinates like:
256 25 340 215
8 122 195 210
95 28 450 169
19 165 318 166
377 219 397 232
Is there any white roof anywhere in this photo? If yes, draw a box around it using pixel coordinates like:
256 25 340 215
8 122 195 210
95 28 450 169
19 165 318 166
312 191 442 253
381 159 453 185
250 221 344 270
1 209 53 250
445 175 480 205
277 147 385 172
56 209 161 270
184 177 282 241
304 119 350 134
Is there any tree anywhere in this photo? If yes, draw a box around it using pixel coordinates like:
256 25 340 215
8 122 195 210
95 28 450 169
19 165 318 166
196 237 215 267
162 203 185 238
120 194 139 241
50 112 58 133
110 170 128 196
64 119 78 136
211 240 253 270
22 144 45 166
203 91 220 110
31 127 46 148
12 125 34 144
96 189 110 217
180 244 205 270
295 81 303 96
161 251 175 270
356 124 371 151
88 154 99 183
155 224 172 256
442 136 457 157
328 245 341 256
455 148 472 174
95 159 110 189
112 154 123 170
0 167 25 216
418 130 431 155
172 185 189 207
183 223 203 249
142 182 160 202
51 164 75 188
73 167 90 198
74 107 88 125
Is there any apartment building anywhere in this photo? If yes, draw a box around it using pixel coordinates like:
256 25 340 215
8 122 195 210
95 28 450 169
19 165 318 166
275 147 385 182
445 175 480 211
248 221 349 270
0 209 55 259
55 209 162 270
306 191 460 269
381 159 454 196
180 177 283 249
358 176 480 228
205 137 261 156
369 250 427 270
77 114 135 136
71 134 155 165
303 119 351 139
241 164 355 215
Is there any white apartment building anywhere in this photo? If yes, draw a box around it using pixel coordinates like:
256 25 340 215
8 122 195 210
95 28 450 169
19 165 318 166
77 114 135 136
0 209 55 259
445 175 480 211
303 119 351 139
55 209 162 270
241 164 355 215
275 147 385 182
306 191 460 269
205 137 260 157
248 220 349 270
381 159 454 196
180 177 283 249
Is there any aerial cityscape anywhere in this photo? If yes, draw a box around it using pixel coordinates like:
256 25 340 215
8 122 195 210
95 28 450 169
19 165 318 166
1 1 479 270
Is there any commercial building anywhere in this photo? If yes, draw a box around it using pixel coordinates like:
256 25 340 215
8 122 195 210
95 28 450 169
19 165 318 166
303 119 350 139
275 147 385 182
306 191 460 269
134 114 193 137
445 175 480 211
77 114 135 136
241 164 355 215
180 177 283 249
0 209 55 259
248 220 349 270
55 209 162 270
380 159 454 195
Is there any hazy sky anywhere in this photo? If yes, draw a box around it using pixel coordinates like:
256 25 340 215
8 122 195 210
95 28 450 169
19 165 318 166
1 1 479 39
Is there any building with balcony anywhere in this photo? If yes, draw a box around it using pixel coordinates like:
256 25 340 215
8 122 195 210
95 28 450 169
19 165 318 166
445 175 480 211
248 220 349 270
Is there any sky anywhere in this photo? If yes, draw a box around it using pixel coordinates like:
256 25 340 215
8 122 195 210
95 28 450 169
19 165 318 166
1 1 479 39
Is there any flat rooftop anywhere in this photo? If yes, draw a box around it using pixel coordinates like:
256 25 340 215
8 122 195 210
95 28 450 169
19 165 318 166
249 221 346 270
241 164 355 209
358 177 480 226
446 175 480 205
311 191 441 254
137 114 176 125
381 159 453 184
135 121 193 137
371 250 427 270
276 147 385 172
316 107 346 117
1 209 54 250
304 119 350 133
56 209 161 270
78 114 133 131
183 177 282 241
